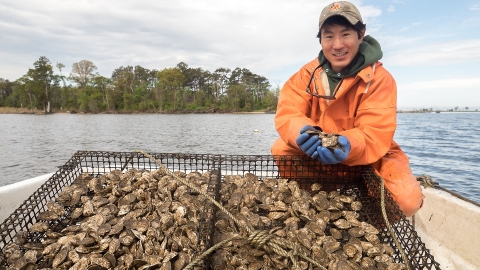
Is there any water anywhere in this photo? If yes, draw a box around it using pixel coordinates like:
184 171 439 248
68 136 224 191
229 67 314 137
0 114 278 185
1 112 479 204
394 112 480 203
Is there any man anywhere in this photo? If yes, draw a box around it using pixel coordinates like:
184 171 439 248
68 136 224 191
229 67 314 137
271 1 424 216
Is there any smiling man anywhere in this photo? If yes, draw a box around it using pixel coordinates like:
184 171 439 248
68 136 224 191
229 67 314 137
271 1 424 217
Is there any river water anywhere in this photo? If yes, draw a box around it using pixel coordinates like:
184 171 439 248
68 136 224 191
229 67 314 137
1 112 479 203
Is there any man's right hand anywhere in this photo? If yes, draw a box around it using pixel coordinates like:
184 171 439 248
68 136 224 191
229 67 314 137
296 125 322 158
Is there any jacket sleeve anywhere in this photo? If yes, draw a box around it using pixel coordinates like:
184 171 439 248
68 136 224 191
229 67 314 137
339 64 398 165
274 60 319 149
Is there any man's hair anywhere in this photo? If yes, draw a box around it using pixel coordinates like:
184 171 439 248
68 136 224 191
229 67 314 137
316 15 366 40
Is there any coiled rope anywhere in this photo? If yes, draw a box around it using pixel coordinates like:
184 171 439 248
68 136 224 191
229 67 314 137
135 150 327 270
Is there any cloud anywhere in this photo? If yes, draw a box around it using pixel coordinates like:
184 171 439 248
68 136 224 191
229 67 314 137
397 77 480 108
469 4 480 11
2 0 477 109
400 77 480 91
462 17 480 27
385 39 480 66
0 0 387 86
0 0 323 81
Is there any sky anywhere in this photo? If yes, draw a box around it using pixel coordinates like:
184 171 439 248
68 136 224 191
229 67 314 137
1 0 480 110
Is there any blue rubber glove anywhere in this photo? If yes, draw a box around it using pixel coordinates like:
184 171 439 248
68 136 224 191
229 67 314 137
316 136 351 164
296 125 322 158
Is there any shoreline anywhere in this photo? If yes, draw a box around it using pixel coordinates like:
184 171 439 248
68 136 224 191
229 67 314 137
0 107 478 115
0 107 276 115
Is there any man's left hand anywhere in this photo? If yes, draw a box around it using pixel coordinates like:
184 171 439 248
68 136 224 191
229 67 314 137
316 136 351 164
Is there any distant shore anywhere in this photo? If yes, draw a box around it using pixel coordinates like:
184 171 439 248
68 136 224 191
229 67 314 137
0 107 477 114
0 107 276 115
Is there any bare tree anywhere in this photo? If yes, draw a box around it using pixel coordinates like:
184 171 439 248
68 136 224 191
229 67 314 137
70 60 97 89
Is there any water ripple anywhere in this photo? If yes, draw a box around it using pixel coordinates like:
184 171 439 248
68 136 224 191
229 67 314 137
1 112 479 204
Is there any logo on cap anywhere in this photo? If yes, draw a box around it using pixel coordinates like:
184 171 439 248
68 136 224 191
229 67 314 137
330 3 342 11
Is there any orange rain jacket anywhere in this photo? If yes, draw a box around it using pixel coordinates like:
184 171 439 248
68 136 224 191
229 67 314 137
271 58 424 216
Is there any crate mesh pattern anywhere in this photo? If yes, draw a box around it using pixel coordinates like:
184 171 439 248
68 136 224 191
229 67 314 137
0 151 440 269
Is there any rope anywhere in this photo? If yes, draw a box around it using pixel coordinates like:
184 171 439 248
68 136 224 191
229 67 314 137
135 150 327 270
417 175 439 188
121 152 136 171
183 235 244 270
417 175 480 208
379 176 411 270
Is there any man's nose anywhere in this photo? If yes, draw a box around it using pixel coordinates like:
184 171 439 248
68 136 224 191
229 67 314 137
332 37 344 49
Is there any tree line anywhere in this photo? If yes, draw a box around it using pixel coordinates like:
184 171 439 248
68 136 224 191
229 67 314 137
0 56 280 113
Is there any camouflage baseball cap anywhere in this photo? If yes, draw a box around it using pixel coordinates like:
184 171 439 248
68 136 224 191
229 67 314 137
319 1 363 29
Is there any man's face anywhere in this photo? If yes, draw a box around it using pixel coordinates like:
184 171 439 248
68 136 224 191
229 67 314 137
320 24 365 73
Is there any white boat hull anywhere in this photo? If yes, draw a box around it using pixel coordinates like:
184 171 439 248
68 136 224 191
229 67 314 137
0 173 53 223
411 187 480 269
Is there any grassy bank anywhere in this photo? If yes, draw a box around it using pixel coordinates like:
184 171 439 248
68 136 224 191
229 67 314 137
0 107 46 114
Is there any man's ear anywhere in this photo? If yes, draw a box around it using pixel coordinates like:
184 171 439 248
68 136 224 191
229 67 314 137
359 28 366 40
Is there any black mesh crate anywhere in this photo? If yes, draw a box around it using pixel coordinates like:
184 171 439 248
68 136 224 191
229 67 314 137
0 151 440 269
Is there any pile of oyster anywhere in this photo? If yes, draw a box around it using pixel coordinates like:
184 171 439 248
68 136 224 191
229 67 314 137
211 173 406 270
0 169 406 270
0 169 217 270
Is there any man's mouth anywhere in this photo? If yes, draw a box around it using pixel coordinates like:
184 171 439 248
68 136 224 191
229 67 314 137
333 52 347 57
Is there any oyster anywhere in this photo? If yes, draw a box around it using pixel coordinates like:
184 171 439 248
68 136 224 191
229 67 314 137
305 130 343 150
29 221 50 233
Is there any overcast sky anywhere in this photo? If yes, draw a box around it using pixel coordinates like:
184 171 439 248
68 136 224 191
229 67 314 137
1 0 480 109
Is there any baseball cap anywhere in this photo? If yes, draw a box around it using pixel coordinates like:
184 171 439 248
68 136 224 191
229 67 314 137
319 1 363 30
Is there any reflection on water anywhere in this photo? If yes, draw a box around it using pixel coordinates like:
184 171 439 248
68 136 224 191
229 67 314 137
1 112 479 203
